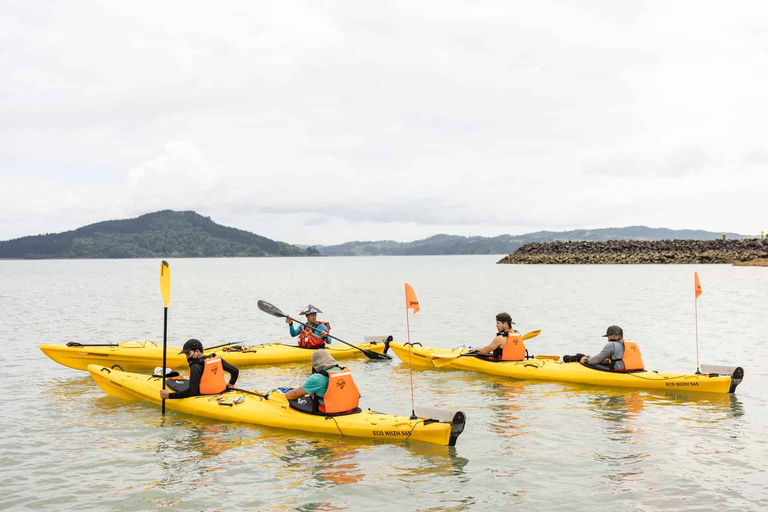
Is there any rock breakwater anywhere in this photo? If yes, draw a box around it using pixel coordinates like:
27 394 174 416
498 239 768 264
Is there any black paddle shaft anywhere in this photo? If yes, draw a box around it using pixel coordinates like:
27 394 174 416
161 306 167 415
256 300 391 360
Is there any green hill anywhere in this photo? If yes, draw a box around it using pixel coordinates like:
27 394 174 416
310 227 752 256
0 210 315 259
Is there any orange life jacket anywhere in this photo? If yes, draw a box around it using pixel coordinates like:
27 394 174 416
318 367 359 413
199 356 227 395
617 341 644 371
494 331 526 361
299 321 331 348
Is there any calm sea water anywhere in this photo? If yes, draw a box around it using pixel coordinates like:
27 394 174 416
1 256 766 511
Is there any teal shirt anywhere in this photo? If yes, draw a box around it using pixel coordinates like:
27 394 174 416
301 365 343 403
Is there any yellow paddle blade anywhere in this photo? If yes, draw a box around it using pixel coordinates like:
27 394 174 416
522 330 541 341
431 354 464 368
159 261 171 307
268 391 289 404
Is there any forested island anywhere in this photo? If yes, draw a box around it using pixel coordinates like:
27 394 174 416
1 210 760 260
498 239 768 265
0 210 317 259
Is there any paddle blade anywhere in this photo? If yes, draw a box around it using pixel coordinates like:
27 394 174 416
362 348 392 360
522 330 541 341
432 355 460 368
268 391 289 404
159 261 171 307
258 300 286 318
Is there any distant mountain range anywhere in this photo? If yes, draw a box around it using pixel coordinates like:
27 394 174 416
0 210 316 259
0 210 752 259
303 227 752 256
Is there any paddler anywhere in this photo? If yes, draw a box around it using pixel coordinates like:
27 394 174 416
579 325 644 371
283 349 360 414
475 313 527 361
159 339 239 400
286 304 331 348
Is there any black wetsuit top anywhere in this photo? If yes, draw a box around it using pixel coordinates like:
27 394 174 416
166 355 239 399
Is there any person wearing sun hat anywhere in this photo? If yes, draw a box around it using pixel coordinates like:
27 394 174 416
283 349 360 414
285 304 332 348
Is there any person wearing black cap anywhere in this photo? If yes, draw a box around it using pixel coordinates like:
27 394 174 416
159 339 239 400
580 326 626 370
476 312 524 360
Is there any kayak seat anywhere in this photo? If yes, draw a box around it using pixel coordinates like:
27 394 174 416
288 397 362 417
165 378 190 392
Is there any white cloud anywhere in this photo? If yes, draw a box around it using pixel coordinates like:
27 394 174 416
2 0 768 244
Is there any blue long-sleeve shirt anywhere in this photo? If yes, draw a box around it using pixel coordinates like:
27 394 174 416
289 322 329 340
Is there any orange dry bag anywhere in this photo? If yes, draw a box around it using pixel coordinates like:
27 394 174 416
499 332 526 361
199 356 227 395
320 368 360 413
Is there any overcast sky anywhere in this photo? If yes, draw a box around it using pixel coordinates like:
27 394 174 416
2 1 767 245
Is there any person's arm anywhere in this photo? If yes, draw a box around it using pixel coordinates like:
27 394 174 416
477 334 505 355
585 343 615 366
288 321 301 337
313 323 329 339
221 358 239 387
164 364 203 399
284 386 307 400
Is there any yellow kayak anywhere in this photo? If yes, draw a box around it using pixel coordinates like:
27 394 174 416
389 342 743 394
41 339 389 372
87 364 465 446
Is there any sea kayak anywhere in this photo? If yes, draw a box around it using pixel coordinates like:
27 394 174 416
389 342 743 394
87 364 465 446
41 339 390 372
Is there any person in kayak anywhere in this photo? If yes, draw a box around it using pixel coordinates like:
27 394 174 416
159 338 239 399
475 312 526 361
579 325 644 371
283 349 360 413
286 304 331 348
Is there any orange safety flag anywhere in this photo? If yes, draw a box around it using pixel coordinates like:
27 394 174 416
405 283 420 314
694 271 702 300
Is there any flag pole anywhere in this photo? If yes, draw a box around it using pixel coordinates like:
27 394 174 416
694 296 700 374
405 286 417 420
694 271 701 374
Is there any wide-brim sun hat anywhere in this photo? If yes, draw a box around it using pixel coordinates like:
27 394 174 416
300 304 323 316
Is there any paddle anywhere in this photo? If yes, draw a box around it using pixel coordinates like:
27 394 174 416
159 261 171 415
257 300 391 360
431 330 542 368
230 387 288 404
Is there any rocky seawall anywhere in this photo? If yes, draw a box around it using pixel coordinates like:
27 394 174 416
498 239 768 264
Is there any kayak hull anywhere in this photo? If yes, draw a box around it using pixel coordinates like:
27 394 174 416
389 342 742 394
41 340 388 372
87 364 464 446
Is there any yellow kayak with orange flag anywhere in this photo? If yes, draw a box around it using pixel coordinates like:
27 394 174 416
388 342 743 394
87 364 465 446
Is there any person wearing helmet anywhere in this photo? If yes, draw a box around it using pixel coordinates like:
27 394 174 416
159 338 239 400
286 304 331 349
